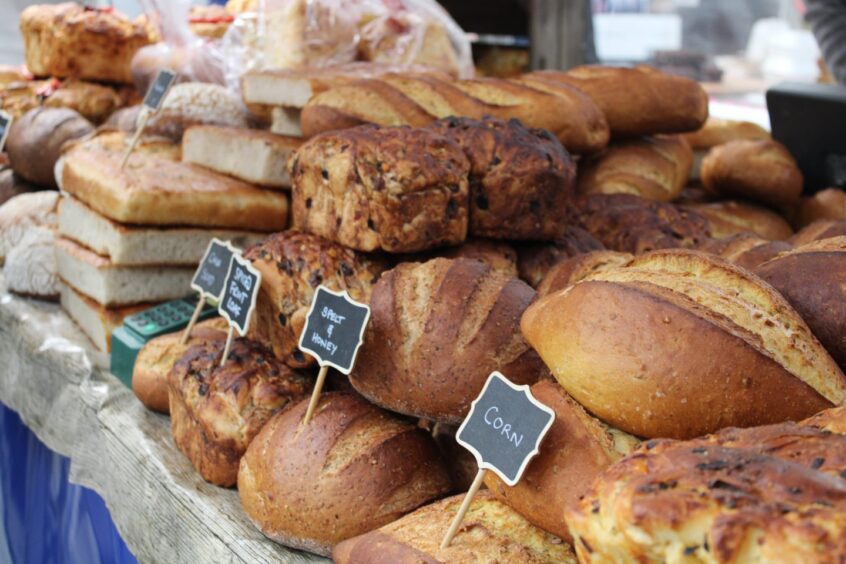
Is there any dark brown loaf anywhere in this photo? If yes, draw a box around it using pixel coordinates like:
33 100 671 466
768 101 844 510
697 233 792 271
7 107 93 188
516 226 605 287
790 219 846 246
521 249 846 439
536 250 632 298
756 237 846 372
528 65 708 138
290 125 470 253
429 116 576 240
350 258 548 424
244 231 385 368
168 338 312 487
683 199 794 240
237 392 452 556
485 381 639 542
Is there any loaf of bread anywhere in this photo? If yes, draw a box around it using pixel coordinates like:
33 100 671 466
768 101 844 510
790 219 846 246
516 226 605 287
333 491 578 564
697 233 792 271
6 107 93 188
168 338 312 486
756 237 846 372
19 3 154 84
425 238 518 278
527 65 708 138
61 131 289 231
572 194 711 254
290 125 469 253
300 73 610 154
350 258 548 424
683 200 794 240
577 135 692 202
567 409 846 563
428 116 576 240
0 65 28 88
132 318 229 414
795 188 846 229
243 231 385 368
681 117 770 150
43 79 131 124
144 83 249 141
521 249 846 439
4 225 58 300
485 381 639 541
536 250 632 298
0 191 58 266
701 139 803 207
237 392 452 556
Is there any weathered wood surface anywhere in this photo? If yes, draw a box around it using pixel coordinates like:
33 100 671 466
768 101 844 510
0 282 326 563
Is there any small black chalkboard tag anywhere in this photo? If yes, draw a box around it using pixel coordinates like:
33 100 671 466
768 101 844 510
456 371 555 486
191 239 235 302
143 69 177 111
0 111 12 154
298 286 370 375
218 254 261 337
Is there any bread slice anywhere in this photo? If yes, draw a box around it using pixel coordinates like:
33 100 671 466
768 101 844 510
270 107 303 137
58 196 265 266
56 237 196 306
182 126 301 189
59 281 148 352
60 131 289 231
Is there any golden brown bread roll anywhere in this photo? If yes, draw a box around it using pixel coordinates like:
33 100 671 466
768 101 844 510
577 135 692 202
516 226 605 288
132 318 229 414
333 491 578 564
567 409 846 563
701 139 803 207
521 249 846 439
237 392 452 556
683 200 794 240
795 188 846 228
535 250 632 299
168 338 312 487
697 232 792 271
290 125 470 253
528 65 708 138
244 231 385 368
429 116 576 240
350 258 548 424
681 117 770 150
485 381 639 542
790 219 846 246
756 237 846 372
43 79 131 124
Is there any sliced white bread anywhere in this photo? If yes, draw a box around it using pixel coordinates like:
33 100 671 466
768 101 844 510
270 107 303 138
59 281 149 352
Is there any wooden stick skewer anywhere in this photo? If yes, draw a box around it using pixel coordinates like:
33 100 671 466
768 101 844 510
440 468 487 550
181 298 205 344
220 327 235 367
120 109 150 169
301 365 329 426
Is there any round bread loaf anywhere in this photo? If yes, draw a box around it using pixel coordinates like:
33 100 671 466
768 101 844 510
536 250 632 299
790 218 846 246
756 237 846 372
697 232 792 271
237 392 452 556
6 107 94 188
0 191 58 265
516 226 605 287
701 139 803 207
350 257 548 424
795 188 846 229
683 200 794 240
3 225 58 300
521 249 846 439
144 83 248 141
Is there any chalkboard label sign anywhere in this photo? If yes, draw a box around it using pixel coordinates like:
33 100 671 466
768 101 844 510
0 111 11 153
456 372 555 486
191 239 235 301
144 69 177 110
218 254 261 336
298 286 370 375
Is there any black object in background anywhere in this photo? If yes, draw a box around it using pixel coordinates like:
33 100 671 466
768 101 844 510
0 111 11 153
768 81 846 193
143 69 176 110
298 286 370 375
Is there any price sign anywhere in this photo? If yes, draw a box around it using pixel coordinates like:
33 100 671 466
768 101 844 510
144 69 177 110
191 239 235 301
0 111 12 154
217 254 261 366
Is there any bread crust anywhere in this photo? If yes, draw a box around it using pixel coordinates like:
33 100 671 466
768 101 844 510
791 218 846 246
681 117 770 150
516 226 605 287
697 233 792 271
536 250 632 298
795 188 846 228
684 200 794 241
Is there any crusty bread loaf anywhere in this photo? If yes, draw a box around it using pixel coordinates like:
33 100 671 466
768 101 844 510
681 117 770 150
536 250 632 298
429 116 576 240
425 238 518 278
521 249 846 439
516 226 605 287
237 392 452 556
701 139 803 207
683 200 794 240
795 188 846 229
243 231 385 368
59 281 148 352
350 258 548 424
756 237 846 372
61 131 289 231
290 125 469 253
333 490 578 563
144 83 249 141
790 219 846 246
527 65 708 138
19 3 153 83
697 233 792 271
0 191 58 266
6 107 93 188
567 409 846 563
43 79 131 124
168 338 312 487
577 136 692 202
132 318 229 414
485 381 639 541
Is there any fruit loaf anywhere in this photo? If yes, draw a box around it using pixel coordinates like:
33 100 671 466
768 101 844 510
350 258 548 424
168 338 312 487
237 392 452 556
521 249 846 439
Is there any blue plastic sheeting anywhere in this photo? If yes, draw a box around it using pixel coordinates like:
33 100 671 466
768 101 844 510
0 403 137 564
